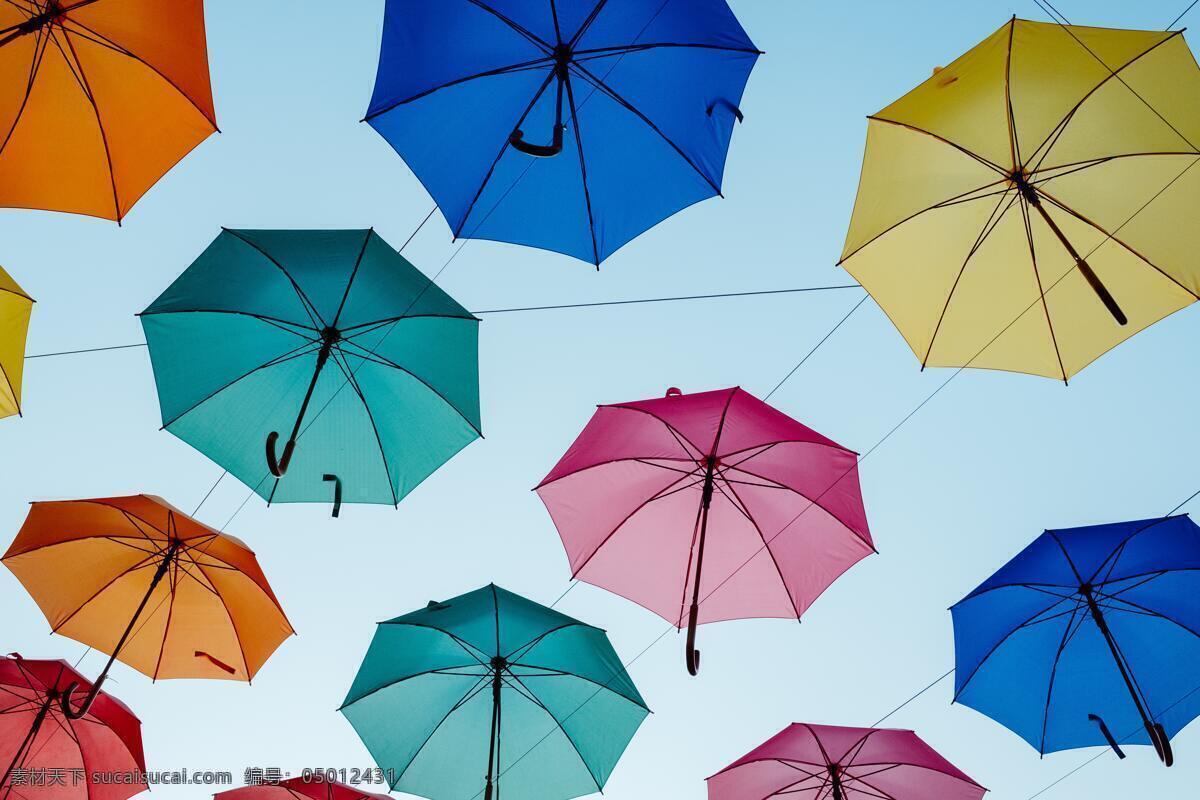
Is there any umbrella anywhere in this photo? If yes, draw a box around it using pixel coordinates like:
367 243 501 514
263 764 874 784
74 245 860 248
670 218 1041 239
365 0 761 265
707 723 987 800
0 0 217 220
535 386 874 675
140 228 481 515
952 515 1200 766
839 18 1200 380
215 775 392 800
1 654 146 800
0 266 33 419
340 584 648 800
2 495 293 719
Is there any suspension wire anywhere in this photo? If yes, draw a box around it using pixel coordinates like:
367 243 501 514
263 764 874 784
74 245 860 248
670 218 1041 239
1168 0 1199 28
873 669 956 727
764 292 869 401
24 342 145 359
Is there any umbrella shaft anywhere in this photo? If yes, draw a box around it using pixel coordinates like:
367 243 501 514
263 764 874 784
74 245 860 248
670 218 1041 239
1084 592 1155 731
287 342 334 447
484 671 502 800
1 697 52 794
688 464 717 611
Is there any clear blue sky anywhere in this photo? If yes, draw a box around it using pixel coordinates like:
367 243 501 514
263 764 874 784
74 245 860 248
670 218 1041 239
4 1 1200 798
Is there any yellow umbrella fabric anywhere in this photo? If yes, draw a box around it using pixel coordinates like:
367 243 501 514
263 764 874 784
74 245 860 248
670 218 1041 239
0 265 32 419
840 18 1200 380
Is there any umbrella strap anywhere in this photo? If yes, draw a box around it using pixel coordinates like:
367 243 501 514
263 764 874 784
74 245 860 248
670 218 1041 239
1088 714 1126 760
1 695 53 792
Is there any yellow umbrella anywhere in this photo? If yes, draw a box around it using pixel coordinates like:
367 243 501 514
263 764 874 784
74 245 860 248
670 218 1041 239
840 17 1200 380
0 265 32 418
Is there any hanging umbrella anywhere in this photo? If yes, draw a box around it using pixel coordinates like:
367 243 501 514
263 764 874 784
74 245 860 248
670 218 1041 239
2 495 293 719
707 723 987 800
0 0 217 220
0 266 33 420
535 386 874 675
365 0 761 265
839 17 1200 380
215 775 392 800
139 228 481 516
340 584 648 800
952 515 1200 766
1 654 146 800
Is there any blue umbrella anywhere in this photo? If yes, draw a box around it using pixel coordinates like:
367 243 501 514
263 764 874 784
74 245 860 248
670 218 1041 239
365 0 760 265
952 516 1200 766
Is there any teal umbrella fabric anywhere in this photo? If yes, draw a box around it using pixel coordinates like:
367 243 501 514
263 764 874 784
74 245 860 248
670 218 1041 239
140 229 481 511
340 584 649 800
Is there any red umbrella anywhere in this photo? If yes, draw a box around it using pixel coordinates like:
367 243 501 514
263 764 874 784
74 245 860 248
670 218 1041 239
1 654 146 800
215 777 392 800
707 723 986 800
536 387 874 675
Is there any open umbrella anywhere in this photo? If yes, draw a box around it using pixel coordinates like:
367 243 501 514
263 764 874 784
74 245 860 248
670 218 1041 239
536 387 873 675
215 775 392 800
839 18 1200 380
140 228 482 515
365 0 761 264
0 0 217 220
707 723 986 800
952 515 1200 766
340 584 648 800
1 654 146 800
0 266 33 419
2 495 293 719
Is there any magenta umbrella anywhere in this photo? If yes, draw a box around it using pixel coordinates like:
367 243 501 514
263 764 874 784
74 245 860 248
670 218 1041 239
707 723 987 800
535 387 874 675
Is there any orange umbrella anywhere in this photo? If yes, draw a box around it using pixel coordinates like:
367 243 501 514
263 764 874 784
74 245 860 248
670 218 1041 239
2 495 293 718
0 0 217 220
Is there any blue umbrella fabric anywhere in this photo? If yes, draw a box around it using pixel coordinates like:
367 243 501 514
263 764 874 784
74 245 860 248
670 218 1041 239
365 0 760 265
952 516 1200 766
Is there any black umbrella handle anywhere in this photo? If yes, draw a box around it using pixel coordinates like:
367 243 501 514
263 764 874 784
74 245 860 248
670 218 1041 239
510 62 565 158
1149 721 1174 767
685 602 701 676
266 432 296 477
1088 714 1126 759
323 474 342 518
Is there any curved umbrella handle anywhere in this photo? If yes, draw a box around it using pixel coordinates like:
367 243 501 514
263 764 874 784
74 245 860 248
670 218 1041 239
323 474 342 518
59 681 99 720
685 602 701 676
1149 721 1173 767
266 431 296 477
509 125 564 158
707 98 744 124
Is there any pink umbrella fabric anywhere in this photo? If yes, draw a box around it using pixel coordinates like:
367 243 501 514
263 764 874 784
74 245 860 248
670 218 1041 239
535 387 874 674
707 723 987 800
215 776 392 800
1 654 146 800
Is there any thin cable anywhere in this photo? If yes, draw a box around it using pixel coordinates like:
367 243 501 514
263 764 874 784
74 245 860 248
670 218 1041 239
764 293 868 401
1168 0 1199 28
24 343 145 359
473 284 862 315
1033 0 1072 26
873 669 955 727
191 470 226 516
398 205 438 253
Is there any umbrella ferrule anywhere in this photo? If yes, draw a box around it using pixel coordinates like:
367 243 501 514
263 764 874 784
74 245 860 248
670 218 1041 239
1010 170 1040 205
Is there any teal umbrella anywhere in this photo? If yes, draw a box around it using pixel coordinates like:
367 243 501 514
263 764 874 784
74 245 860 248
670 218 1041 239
340 584 649 800
140 229 481 514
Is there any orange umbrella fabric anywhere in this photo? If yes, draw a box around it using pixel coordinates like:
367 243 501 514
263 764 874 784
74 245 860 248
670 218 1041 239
2 495 293 714
0 0 217 220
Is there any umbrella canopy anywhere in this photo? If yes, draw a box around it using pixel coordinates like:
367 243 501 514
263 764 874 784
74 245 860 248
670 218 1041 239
535 386 873 674
140 228 482 514
1 654 146 800
365 0 760 265
3 495 293 717
340 584 648 800
0 266 33 419
952 515 1200 765
839 18 1200 380
215 776 392 800
0 0 217 220
707 723 986 800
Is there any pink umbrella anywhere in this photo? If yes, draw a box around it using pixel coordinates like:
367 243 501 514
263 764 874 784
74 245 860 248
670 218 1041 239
535 387 874 675
215 776 392 800
708 723 987 800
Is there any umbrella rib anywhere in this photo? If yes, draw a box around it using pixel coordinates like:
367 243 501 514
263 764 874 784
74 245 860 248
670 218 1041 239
1086 515 1187 586
54 27 121 220
42 549 162 636
150 558 179 681
711 478 803 621
159 339 320 429
1017 194 1068 382
337 312 479 335
607 403 705 456
454 68 557 240
503 622 587 662
327 346 400 506
1003 17 1021 169
1096 591 1200 643
1025 30 1194 170
191 560 255 679
465 0 552 53
380 673 494 789
139 308 319 337
221 230 327 329
568 0 610 48
865 117 1009 176
499 672 604 792
573 42 763 58
562 70 601 264
921 186 1021 368
568 60 721 195
0 359 20 416
1035 187 1200 300
57 14 218 128
1037 596 1089 755
363 55 555 121
0 19 50 162
335 338 482 438
723 461 871 545
330 229 374 328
